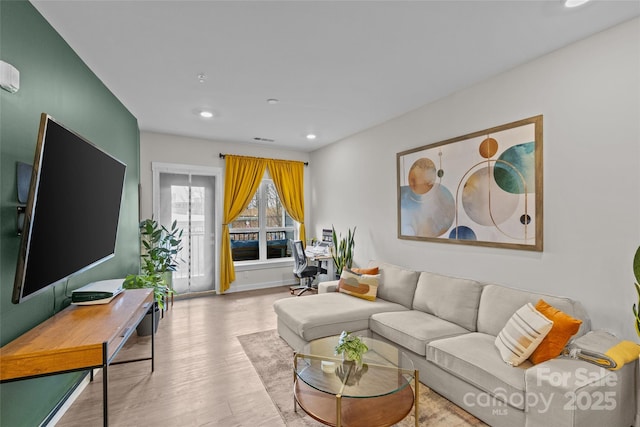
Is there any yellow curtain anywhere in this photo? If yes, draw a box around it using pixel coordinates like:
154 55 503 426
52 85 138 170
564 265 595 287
221 155 267 293
267 159 306 246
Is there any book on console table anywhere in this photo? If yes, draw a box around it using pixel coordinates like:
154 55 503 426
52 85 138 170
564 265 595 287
71 279 124 305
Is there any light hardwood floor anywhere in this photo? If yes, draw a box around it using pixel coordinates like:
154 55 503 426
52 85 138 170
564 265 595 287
55 286 298 427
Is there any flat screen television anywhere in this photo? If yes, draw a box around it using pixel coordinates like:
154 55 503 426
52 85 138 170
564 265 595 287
12 113 127 304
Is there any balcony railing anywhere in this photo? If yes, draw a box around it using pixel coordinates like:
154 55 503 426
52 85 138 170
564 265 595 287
174 223 205 280
230 231 287 241
174 230 293 275
229 231 292 260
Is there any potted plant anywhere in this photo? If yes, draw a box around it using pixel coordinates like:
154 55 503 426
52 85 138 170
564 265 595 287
331 225 356 278
633 246 640 338
123 218 183 335
334 331 368 365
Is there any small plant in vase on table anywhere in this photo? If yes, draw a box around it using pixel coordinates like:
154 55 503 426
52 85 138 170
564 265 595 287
334 331 368 365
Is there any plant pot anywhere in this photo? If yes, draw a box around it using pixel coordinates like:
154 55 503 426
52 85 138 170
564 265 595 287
136 305 160 336
342 353 354 362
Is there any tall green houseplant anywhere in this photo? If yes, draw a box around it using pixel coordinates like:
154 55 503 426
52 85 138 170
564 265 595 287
332 225 356 276
633 246 640 338
124 218 183 309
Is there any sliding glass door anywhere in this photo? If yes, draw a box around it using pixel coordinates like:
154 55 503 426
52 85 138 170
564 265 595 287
153 164 221 294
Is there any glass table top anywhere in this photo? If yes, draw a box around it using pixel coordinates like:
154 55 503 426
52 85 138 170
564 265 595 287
295 335 415 399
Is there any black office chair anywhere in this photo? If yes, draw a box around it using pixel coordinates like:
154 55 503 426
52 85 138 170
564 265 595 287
290 240 319 296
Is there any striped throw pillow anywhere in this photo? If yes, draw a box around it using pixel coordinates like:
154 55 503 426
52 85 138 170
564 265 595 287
495 303 553 367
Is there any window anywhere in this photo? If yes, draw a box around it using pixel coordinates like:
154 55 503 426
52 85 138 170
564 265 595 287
229 177 295 262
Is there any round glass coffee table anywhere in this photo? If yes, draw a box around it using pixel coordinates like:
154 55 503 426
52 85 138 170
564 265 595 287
293 335 418 427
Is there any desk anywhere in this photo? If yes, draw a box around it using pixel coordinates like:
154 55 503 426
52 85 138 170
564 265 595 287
306 252 336 282
0 289 154 426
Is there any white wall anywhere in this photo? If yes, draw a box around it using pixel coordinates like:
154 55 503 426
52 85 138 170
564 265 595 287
309 18 640 340
140 132 311 292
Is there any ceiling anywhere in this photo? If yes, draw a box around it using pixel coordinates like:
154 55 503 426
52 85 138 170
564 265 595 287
30 1 640 152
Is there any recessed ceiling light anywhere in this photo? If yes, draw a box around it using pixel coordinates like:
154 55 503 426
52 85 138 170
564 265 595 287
266 98 279 105
564 0 590 7
199 110 214 118
306 134 317 140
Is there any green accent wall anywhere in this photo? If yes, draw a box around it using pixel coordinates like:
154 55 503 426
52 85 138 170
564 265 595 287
0 1 140 425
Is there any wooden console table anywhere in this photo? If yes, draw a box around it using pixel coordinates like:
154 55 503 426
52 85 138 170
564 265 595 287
0 289 155 426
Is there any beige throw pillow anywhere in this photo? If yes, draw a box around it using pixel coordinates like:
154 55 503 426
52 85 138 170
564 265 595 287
495 303 553 367
338 269 379 301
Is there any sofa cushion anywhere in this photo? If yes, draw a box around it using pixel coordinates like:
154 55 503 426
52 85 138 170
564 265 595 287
477 284 591 337
412 271 483 331
370 310 469 356
375 261 420 309
427 332 530 410
273 292 408 342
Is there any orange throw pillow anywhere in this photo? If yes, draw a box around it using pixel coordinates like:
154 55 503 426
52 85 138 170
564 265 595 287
336 267 379 291
529 299 582 365
351 267 379 275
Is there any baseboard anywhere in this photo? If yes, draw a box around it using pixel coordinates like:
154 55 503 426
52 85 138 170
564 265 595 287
227 280 297 293
43 370 95 426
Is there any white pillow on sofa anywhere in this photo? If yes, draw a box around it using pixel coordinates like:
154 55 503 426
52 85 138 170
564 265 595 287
495 303 553 366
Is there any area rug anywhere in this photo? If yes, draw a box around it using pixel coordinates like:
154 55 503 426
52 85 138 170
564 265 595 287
237 330 487 427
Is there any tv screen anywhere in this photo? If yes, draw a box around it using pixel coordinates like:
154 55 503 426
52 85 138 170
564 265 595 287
12 113 126 304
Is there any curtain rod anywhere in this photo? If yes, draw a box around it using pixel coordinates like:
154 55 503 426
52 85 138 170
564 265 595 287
219 153 308 166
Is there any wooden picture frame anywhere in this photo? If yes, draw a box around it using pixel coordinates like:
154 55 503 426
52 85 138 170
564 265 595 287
397 115 543 251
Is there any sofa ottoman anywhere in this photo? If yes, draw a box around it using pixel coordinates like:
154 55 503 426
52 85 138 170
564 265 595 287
274 261 420 350
274 292 407 350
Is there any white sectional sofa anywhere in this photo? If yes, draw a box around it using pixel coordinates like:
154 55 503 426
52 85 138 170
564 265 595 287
273 261 637 427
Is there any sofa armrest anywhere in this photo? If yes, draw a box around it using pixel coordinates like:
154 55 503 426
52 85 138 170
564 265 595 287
318 280 339 293
524 358 636 427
